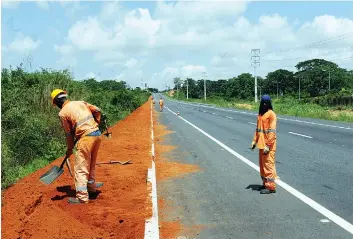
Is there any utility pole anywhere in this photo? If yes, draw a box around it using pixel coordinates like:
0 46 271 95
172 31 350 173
202 72 207 101
177 79 179 98
186 78 189 100
251 49 260 103
277 80 279 99
299 77 301 101
329 70 331 91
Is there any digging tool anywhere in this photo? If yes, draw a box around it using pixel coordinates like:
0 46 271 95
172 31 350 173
96 159 133 165
39 156 70 185
103 117 112 139
39 139 77 185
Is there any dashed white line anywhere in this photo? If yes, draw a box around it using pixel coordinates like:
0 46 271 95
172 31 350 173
165 98 353 131
288 131 313 139
248 122 256 125
164 106 353 235
212 112 217 115
226 116 234 120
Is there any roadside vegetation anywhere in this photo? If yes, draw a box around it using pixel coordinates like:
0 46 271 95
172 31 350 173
166 59 353 122
1 65 150 188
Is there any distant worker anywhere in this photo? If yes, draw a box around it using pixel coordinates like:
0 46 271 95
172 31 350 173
251 95 278 194
51 89 104 204
159 97 164 112
152 96 155 105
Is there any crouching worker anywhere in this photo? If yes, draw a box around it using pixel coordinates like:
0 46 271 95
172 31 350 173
251 95 278 194
51 89 104 204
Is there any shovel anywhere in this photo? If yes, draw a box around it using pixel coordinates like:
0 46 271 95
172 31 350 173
96 159 133 165
39 156 72 185
39 139 77 185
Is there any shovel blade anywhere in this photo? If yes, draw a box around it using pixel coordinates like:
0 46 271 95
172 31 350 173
39 166 64 185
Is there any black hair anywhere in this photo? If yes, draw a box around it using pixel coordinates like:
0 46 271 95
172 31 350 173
54 93 67 109
258 99 273 116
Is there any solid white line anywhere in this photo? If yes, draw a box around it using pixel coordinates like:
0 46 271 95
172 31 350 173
166 98 353 131
144 101 160 239
288 131 313 139
164 106 353 235
248 122 257 125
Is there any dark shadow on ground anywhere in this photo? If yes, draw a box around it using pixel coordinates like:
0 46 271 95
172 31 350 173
246 184 263 191
51 185 102 201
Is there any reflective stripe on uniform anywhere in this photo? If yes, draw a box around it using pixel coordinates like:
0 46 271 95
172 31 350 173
76 185 88 192
256 129 276 134
265 177 275 182
75 115 94 128
88 180 95 184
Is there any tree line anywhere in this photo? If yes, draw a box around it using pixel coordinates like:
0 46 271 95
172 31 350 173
171 59 353 103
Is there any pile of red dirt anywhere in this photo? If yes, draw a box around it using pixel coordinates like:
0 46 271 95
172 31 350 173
2 101 154 239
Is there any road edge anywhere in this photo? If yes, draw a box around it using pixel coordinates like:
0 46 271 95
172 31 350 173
144 98 160 239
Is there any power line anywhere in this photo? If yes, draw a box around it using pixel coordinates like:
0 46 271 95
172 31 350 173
263 31 353 55
263 47 353 62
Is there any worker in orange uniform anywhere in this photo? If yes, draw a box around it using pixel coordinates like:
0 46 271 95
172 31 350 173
159 97 164 112
251 95 278 194
51 89 104 204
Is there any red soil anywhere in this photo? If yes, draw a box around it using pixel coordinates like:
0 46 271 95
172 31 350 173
2 101 153 239
2 99 204 239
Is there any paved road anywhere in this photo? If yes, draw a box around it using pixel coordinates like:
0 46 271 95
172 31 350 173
153 94 353 239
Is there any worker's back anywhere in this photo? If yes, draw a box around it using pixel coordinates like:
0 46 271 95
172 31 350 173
59 101 99 139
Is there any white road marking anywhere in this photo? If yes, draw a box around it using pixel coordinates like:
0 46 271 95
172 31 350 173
212 112 217 115
248 122 257 125
164 106 353 235
321 219 331 223
145 100 160 239
226 116 234 120
166 98 353 131
288 131 313 139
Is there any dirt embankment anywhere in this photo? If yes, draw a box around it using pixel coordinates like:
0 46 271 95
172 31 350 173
2 101 153 239
2 99 203 239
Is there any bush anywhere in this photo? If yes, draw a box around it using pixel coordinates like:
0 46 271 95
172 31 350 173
1 66 150 188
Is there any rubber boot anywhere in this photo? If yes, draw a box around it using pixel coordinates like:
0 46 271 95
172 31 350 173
260 188 276 194
68 197 88 204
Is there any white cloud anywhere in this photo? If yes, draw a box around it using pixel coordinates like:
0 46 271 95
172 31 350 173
1 0 20 9
124 58 138 68
54 44 74 55
85 72 98 79
6 33 41 53
55 2 353 89
100 1 123 22
36 1 50 10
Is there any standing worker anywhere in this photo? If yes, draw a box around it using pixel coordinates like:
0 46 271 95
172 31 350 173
251 95 278 194
159 97 164 112
51 89 104 204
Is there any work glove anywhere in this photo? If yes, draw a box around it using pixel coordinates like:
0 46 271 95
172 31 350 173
66 149 73 158
251 141 256 150
263 145 270 155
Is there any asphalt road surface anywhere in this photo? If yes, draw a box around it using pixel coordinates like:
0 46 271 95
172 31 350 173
153 94 353 239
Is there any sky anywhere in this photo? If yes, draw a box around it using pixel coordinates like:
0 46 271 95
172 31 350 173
1 0 353 90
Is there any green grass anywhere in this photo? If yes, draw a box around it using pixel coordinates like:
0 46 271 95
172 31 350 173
165 93 353 123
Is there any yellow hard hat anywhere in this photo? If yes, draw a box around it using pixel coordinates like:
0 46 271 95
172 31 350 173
51 89 67 105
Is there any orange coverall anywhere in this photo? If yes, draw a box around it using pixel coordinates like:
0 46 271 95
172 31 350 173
59 100 102 202
159 99 164 111
252 109 278 191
